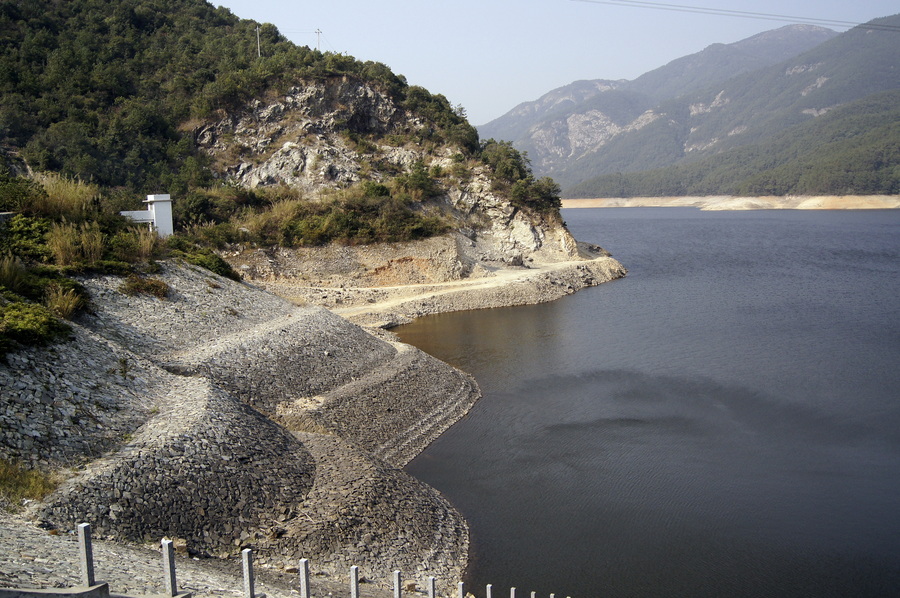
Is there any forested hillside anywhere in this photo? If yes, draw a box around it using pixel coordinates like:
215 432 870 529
566 90 900 197
562 14 900 196
0 0 570 355
477 24 839 185
0 0 470 191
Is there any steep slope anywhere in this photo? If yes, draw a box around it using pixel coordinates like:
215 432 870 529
475 79 628 148
1 0 594 273
477 24 838 184
2 262 476 590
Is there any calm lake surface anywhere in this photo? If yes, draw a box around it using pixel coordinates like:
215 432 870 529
396 208 900 598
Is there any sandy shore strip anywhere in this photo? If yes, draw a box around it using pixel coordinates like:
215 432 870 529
562 195 900 210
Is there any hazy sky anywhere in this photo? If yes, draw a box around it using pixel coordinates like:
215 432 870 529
213 0 898 125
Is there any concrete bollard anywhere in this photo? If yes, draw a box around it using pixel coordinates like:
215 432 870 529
77 523 95 587
162 539 177 597
427 577 436 598
458 581 465 598
242 549 265 598
393 571 401 598
510 588 516 598
350 566 359 598
486 584 493 598
299 559 310 598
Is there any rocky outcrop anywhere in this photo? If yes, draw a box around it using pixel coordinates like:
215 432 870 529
195 78 432 194
194 75 585 273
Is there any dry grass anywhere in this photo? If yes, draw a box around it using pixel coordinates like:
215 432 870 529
47 221 80 266
236 198 307 241
119 274 169 299
0 254 26 293
79 221 105 264
45 284 84 319
136 226 157 261
32 173 100 222
0 459 59 512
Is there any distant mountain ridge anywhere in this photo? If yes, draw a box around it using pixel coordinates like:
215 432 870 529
562 14 900 196
478 23 862 190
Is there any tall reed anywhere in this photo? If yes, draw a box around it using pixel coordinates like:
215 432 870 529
79 221 105 264
45 284 83 319
47 222 80 266
32 173 100 222
136 226 157 261
0 254 26 293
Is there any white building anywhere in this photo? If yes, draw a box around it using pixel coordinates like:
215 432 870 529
120 194 173 237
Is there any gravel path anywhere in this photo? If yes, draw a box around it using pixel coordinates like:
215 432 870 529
0 514 393 598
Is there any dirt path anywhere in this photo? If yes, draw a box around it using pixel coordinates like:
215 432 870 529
317 256 627 327
330 262 547 317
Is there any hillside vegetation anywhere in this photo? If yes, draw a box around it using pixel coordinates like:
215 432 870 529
567 90 900 197
0 0 444 189
478 24 839 185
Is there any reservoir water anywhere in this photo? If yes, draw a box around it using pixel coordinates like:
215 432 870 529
396 208 900 598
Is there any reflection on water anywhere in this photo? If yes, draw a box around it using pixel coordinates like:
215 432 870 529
398 209 900 598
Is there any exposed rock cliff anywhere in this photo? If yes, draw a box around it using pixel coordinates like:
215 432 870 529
194 76 586 273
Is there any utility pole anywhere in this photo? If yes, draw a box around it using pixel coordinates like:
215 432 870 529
315 28 322 51
256 25 261 57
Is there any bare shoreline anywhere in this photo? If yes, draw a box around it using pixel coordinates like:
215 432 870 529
561 195 900 210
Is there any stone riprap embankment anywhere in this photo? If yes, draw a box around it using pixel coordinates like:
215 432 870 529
0 327 157 471
2 261 477 593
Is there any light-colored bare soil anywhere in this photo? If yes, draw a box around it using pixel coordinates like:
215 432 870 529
226 235 627 329
562 195 900 210
259 255 626 328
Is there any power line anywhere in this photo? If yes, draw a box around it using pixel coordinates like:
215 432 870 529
279 29 339 52
570 0 900 32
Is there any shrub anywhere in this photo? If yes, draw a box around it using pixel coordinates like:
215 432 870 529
182 250 241 281
393 160 439 200
88 260 133 276
0 459 58 512
118 274 170 299
0 215 51 262
0 175 46 213
107 230 140 262
0 301 71 354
